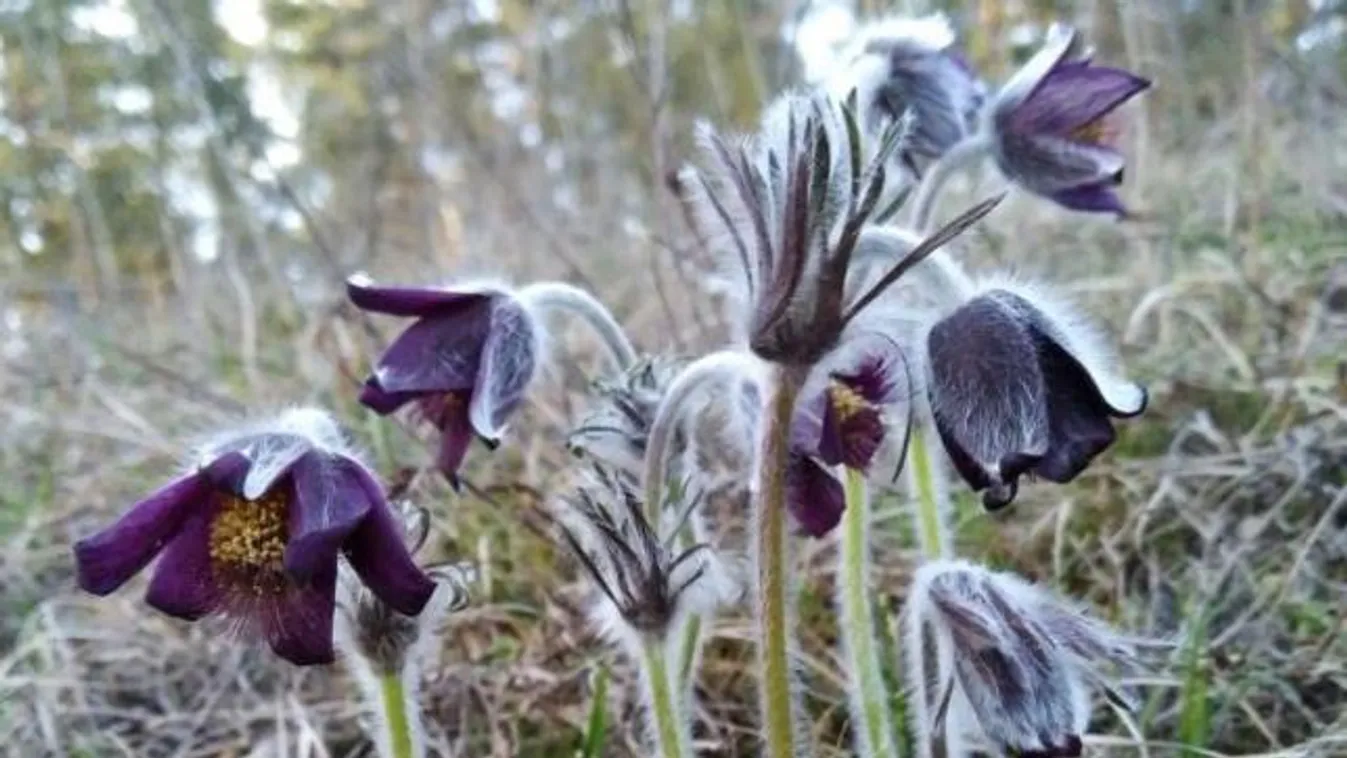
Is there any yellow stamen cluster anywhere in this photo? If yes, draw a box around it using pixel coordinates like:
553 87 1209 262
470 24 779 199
828 381 870 422
209 492 289 571
1070 119 1109 145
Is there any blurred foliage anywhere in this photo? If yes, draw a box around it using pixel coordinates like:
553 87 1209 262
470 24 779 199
1 0 1344 313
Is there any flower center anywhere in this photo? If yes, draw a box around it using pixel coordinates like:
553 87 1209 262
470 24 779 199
828 381 870 422
209 492 288 572
1070 118 1113 146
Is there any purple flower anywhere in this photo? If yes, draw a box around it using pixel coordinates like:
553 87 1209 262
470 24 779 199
73 409 435 666
349 275 539 484
989 27 1150 216
786 340 904 537
831 15 987 167
906 560 1153 758
923 283 1146 510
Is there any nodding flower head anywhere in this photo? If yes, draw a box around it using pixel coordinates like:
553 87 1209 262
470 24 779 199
921 279 1145 510
908 560 1154 758
785 336 908 537
829 14 986 168
987 26 1150 216
348 275 540 486
678 92 907 366
73 408 435 666
557 464 739 645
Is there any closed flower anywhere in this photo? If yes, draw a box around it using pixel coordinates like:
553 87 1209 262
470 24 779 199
922 280 1145 510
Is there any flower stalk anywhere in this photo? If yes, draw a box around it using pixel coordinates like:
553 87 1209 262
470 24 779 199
640 350 758 685
641 639 692 758
378 673 416 758
518 280 638 370
909 135 990 233
838 466 899 758
907 426 952 559
753 364 808 758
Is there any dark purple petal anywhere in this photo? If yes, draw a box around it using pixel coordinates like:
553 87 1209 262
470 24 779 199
358 376 423 415
345 466 436 615
263 561 338 666
347 278 492 317
75 472 209 596
1048 182 1128 216
284 453 372 581
1014 65 1149 136
145 506 219 620
1025 324 1123 483
433 396 475 487
201 451 252 495
785 454 845 538
875 48 983 158
994 131 1124 197
467 298 538 440
372 301 494 395
817 386 886 470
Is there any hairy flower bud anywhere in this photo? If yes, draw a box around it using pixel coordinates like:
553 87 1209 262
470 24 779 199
828 15 986 169
906 560 1157 758
557 464 740 648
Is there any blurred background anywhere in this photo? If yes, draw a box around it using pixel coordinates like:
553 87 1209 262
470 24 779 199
1 1 1346 756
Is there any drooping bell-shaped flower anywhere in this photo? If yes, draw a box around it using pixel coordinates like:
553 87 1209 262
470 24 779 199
828 14 987 168
348 275 540 485
73 408 435 666
786 337 905 537
922 280 1145 510
987 26 1150 216
906 560 1154 758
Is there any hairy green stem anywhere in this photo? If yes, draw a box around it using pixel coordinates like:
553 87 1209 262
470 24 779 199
642 350 759 687
907 426 951 559
754 365 807 758
642 349 760 524
909 136 990 233
518 281 638 370
378 674 416 758
642 640 691 758
839 466 899 758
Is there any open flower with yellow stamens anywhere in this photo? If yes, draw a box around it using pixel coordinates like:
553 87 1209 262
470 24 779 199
988 26 1150 216
786 337 906 537
73 408 435 666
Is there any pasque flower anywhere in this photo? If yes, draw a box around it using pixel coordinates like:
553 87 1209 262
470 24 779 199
348 275 540 484
906 560 1152 758
988 26 1150 216
786 338 905 537
922 280 1146 510
828 15 986 168
74 408 435 666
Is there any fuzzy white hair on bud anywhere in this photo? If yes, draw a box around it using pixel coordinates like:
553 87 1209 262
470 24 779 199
905 560 1155 758
557 464 741 656
970 274 1145 415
